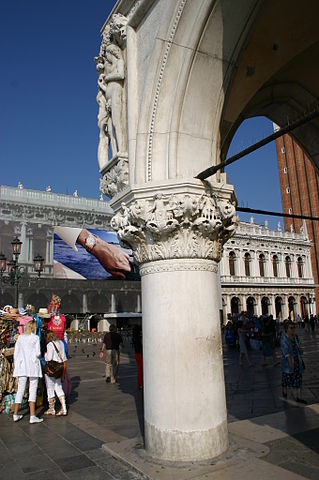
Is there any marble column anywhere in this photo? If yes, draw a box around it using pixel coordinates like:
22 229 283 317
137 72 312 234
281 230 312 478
82 293 88 314
111 293 116 313
111 182 238 461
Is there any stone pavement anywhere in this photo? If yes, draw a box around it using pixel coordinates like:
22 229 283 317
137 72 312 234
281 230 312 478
0 328 318 479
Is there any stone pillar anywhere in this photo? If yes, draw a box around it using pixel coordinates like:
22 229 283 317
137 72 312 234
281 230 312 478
82 293 88 314
137 293 141 312
111 181 238 461
111 293 116 313
18 292 24 309
255 295 262 316
70 319 79 330
270 295 276 317
282 295 288 320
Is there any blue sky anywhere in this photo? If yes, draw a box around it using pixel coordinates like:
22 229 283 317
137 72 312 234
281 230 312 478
0 0 282 228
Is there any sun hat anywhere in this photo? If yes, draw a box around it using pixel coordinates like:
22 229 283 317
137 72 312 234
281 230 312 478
2 307 20 320
38 308 51 319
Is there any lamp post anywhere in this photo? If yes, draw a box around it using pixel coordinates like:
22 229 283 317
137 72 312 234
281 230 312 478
0 237 44 307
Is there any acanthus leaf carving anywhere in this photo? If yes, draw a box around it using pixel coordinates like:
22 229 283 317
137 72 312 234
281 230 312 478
111 192 238 265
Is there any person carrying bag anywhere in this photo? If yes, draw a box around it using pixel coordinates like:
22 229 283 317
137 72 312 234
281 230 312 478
44 331 68 416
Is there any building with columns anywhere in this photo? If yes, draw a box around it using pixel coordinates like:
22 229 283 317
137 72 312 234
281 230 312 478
1 184 315 324
0 185 141 327
220 219 316 321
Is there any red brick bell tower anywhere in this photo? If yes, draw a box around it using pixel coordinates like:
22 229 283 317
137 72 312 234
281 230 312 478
276 134 319 313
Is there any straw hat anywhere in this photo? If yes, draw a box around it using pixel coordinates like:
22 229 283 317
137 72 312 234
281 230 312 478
2 307 20 320
38 308 51 319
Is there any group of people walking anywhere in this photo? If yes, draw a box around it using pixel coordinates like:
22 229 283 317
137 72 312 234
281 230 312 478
225 311 308 404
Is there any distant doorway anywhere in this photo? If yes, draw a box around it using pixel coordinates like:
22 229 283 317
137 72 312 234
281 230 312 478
231 296 240 315
246 296 255 316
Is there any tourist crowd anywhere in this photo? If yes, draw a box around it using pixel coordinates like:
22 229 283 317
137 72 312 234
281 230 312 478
224 311 318 403
0 295 70 423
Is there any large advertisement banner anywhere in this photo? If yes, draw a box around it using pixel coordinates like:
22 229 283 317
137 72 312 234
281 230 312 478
53 227 135 280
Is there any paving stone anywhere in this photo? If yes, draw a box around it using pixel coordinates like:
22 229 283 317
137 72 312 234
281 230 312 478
58 454 95 472
65 465 113 480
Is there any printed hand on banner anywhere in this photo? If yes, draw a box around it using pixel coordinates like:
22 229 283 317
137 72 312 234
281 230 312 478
77 229 131 279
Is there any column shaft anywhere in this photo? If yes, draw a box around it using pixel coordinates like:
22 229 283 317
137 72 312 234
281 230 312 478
142 259 228 461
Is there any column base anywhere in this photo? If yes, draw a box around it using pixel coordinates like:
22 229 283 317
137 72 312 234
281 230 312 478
144 419 228 462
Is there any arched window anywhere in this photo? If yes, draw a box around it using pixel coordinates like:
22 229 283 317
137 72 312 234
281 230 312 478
261 297 269 316
244 252 251 276
229 251 236 276
285 256 291 278
231 296 240 315
297 256 304 278
273 255 279 277
259 254 265 277
246 297 255 316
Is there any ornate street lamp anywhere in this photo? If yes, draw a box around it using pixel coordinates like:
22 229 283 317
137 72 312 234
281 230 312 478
33 255 44 278
0 237 44 307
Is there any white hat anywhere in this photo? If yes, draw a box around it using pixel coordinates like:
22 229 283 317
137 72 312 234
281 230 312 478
38 308 51 319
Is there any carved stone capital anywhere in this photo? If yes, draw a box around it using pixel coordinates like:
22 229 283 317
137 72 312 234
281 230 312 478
111 186 238 265
99 155 129 199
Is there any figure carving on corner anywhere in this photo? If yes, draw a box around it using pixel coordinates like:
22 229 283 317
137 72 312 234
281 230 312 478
95 14 127 170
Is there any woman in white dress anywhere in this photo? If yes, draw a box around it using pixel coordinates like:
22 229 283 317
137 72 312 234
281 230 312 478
13 320 43 423
44 330 67 416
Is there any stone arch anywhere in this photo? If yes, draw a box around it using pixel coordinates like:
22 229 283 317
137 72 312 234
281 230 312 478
288 296 296 320
0 291 14 307
261 296 270 316
61 293 81 314
231 296 240 315
88 293 110 313
25 292 49 311
300 295 308 318
275 296 283 320
246 296 255 316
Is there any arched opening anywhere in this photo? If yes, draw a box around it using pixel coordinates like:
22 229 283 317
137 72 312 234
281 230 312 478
300 296 308 318
88 293 110 313
244 252 251 277
229 251 236 276
297 257 304 278
61 293 81 314
288 296 296 320
259 254 265 277
273 255 279 277
25 292 49 311
246 296 255 316
231 296 240 315
275 296 282 320
285 256 291 278
261 296 270 316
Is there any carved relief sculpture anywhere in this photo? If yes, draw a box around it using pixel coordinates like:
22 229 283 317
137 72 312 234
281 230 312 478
111 192 238 265
95 13 128 168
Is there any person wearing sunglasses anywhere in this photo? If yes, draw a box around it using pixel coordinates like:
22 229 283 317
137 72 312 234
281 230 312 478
280 320 307 404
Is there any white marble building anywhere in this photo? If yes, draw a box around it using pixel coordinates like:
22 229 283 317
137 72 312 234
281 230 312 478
1 185 315 320
220 219 316 321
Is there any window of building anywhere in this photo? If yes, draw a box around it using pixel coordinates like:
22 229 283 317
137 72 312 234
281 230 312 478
273 255 279 277
259 253 265 277
281 147 286 154
283 166 287 173
288 208 293 214
285 256 291 278
297 256 304 278
229 251 236 276
244 252 251 276
286 186 290 194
